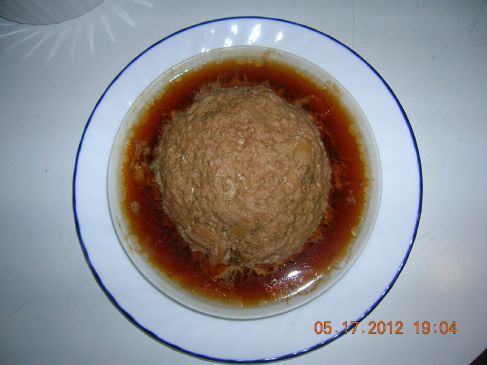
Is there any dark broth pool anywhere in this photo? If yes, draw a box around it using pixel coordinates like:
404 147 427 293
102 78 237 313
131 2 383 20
120 57 369 306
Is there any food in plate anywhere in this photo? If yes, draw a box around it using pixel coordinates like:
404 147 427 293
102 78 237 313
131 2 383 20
152 84 331 268
118 52 369 307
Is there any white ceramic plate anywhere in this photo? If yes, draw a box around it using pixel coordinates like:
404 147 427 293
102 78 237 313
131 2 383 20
73 17 422 362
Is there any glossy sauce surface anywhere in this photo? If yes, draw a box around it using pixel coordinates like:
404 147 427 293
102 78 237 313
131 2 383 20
121 58 368 306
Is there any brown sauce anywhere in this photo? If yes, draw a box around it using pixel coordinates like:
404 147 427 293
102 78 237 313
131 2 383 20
121 58 368 306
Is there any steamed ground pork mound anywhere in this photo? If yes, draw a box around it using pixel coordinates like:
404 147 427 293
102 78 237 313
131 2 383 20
153 85 331 267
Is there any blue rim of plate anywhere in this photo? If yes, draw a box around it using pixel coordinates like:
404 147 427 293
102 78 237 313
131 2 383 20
72 16 423 363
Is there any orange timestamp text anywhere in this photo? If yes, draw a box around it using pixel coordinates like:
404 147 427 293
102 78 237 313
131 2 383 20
314 320 457 335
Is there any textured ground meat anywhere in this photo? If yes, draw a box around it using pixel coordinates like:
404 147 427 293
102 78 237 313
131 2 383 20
152 85 331 267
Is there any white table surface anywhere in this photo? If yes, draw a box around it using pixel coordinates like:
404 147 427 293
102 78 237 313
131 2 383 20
1 1 486 364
